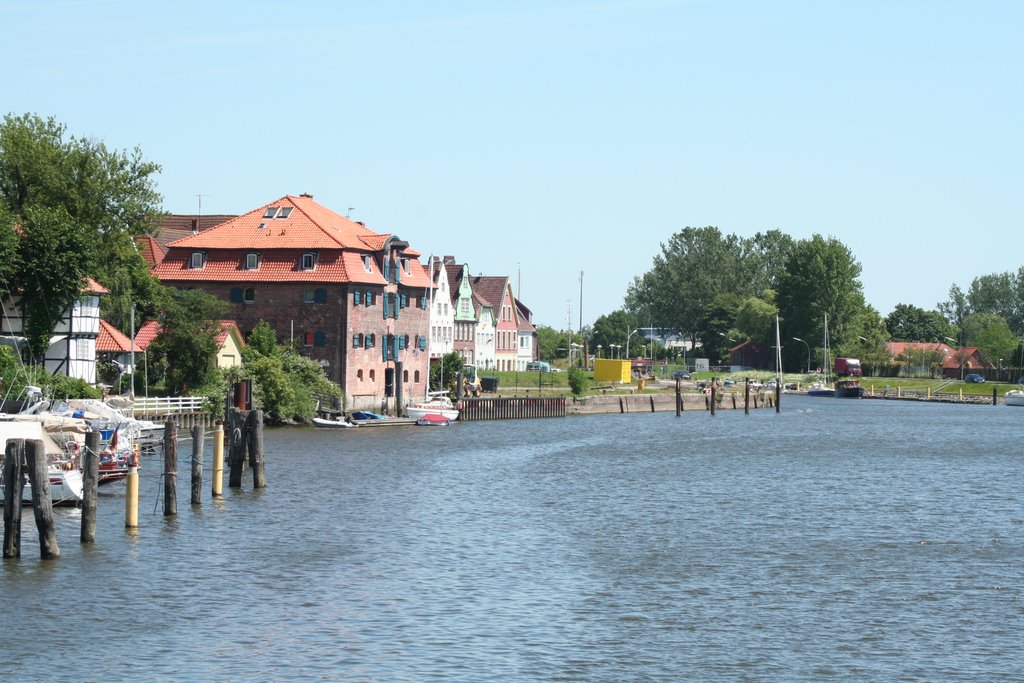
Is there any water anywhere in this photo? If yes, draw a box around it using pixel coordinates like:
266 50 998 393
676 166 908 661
3 396 1022 681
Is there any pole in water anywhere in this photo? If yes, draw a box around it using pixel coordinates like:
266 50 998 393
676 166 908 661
163 422 177 516
191 424 204 505
212 421 224 497
81 431 100 543
3 438 25 558
26 439 60 559
125 446 140 529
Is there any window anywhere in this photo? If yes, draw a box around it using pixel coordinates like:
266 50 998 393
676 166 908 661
301 252 316 270
414 370 420 383
277 207 292 219
263 207 278 218
357 369 364 381
369 369 376 382
403 369 409 383
353 290 362 306
245 253 259 270
314 288 327 304
365 333 375 349
363 255 372 272
365 290 374 306
399 293 408 309
352 333 362 348
243 288 256 304
230 287 244 303
189 252 206 269
303 290 315 304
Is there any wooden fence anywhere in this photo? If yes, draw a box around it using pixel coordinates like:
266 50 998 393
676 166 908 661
459 396 566 421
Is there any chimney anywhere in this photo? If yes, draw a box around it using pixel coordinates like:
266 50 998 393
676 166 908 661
300 193 313 198
191 218 198 233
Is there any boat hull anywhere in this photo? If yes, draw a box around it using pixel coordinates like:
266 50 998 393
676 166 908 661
835 382 864 399
1 467 83 506
1006 390 1024 406
312 417 357 428
407 406 459 421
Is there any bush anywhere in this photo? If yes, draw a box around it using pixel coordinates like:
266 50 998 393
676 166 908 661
567 367 589 397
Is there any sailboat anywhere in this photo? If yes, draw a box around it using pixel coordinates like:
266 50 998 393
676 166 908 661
807 315 835 397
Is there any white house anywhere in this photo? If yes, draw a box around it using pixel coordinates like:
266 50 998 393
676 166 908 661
428 257 454 360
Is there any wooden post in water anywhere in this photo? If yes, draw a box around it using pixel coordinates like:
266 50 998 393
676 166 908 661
675 379 682 417
247 409 266 489
228 408 248 488
992 387 997 406
731 393 737 410
81 431 100 544
775 381 781 413
3 439 24 558
25 439 59 559
212 421 224 497
163 421 177 516
710 382 717 415
191 424 204 505
744 379 750 415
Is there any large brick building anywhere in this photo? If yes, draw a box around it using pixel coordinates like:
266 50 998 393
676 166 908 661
151 194 432 410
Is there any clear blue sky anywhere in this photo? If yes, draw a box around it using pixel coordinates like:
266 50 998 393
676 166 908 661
6 0 1021 330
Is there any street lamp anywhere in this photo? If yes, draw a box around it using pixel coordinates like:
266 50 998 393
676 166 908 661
625 329 640 358
596 344 602 359
793 337 811 373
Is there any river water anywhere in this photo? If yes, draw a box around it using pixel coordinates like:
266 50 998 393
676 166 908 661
3 396 1022 681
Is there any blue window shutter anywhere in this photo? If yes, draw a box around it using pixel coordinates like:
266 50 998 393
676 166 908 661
393 335 400 359
399 293 407 308
353 333 361 348
230 287 243 303
419 335 427 350
392 294 399 319
353 290 362 306
383 259 390 281
364 334 371 349
314 331 326 347
383 293 390 319
382 338 388 361
398 335 406 350
395 262 401 284
315 288 327 304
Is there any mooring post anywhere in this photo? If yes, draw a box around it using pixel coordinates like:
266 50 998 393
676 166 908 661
731 393 737 410
228 407 248 488
992 387 997 406
191 424 204 505
25 439 59 559
212 420 224 497
3 439 24 558
776 381 781 413
675 379 682 417
744 379 750 415
710 382 717 415
81 431 100 544
247 409 266 489
125 445 139 529
163 422 177 516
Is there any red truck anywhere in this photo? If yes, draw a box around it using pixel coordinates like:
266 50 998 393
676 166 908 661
834 357 863 377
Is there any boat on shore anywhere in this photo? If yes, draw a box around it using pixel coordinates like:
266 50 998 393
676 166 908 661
415 413 451 426
406 392 460 421
312 416 358 428
1005 388 1024 406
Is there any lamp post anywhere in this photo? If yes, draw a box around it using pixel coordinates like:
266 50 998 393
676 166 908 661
625 329 639 358
793 337 810 373
596 344 602 359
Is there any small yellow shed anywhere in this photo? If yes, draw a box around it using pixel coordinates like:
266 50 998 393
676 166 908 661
594 359 631 383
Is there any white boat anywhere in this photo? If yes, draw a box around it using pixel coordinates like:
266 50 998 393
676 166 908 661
1005 389 1024 406
0 419 84 507
406 392 460 421
312 416 358 428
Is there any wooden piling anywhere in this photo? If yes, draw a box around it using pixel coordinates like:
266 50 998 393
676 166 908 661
163 421 177 516
731 393 737 410
710 383 717 415
212 421 224 497
675 379 682 417
992 387 997 406
775 382 781 412
25 440 59 559
81 431 100 543
3 439 24 558
191 424 204 505
228 408 247 488
247 409 266 489
744 380 750 415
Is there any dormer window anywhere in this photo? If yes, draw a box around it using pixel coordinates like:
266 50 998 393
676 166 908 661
277 207 292 219
245 252 259 270
301 252 316 270
263 207 279 218
189 251 206 269
362 255 373 272
402 257 411 273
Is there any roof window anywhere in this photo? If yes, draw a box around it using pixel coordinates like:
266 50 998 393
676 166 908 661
277 207 293 219
263 207 279 218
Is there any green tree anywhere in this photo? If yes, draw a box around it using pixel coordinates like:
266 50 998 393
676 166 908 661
589 309 640 357
963 312 1017 367
776 234 865 369
938 284 970 344
146 289 227 394
567 366 589 397
430 351 466 393
0 113 163 350
885 303 954 342
734 294 778 347
695 293 742 363
966 269 1024 336
534 326 563 362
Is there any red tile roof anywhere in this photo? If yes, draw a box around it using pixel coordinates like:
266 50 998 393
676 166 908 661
132 320 243 351
85 278 108 294
135 235 167 267
153 214 237 249
152 195 432 288
97 319 142 353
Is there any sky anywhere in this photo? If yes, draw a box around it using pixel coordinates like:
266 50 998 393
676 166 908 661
5 0 1021 330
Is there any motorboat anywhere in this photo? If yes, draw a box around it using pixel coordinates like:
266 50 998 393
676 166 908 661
834 380 864 399
312 416 358 428
406 392 460 421
415 413 451 427
1005 388 1024 406
0 419 84 506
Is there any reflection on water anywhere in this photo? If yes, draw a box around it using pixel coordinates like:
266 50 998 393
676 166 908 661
3 396 1022 681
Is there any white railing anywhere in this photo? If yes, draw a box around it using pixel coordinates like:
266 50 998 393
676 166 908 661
131 396 208 416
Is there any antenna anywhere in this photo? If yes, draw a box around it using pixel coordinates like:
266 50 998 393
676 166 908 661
346 207 355 219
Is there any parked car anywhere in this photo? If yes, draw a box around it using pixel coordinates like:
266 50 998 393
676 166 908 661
526 361 550 372
672 370 691 380
964 373 985 383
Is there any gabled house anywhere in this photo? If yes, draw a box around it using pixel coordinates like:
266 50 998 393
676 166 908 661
449 263 480 366
0 278 106 383
471 276 518 371
97 319 143 371
150 194 432 410
885 341 991 378
514 300 537 370
427 257 455 360
728 340 772 371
